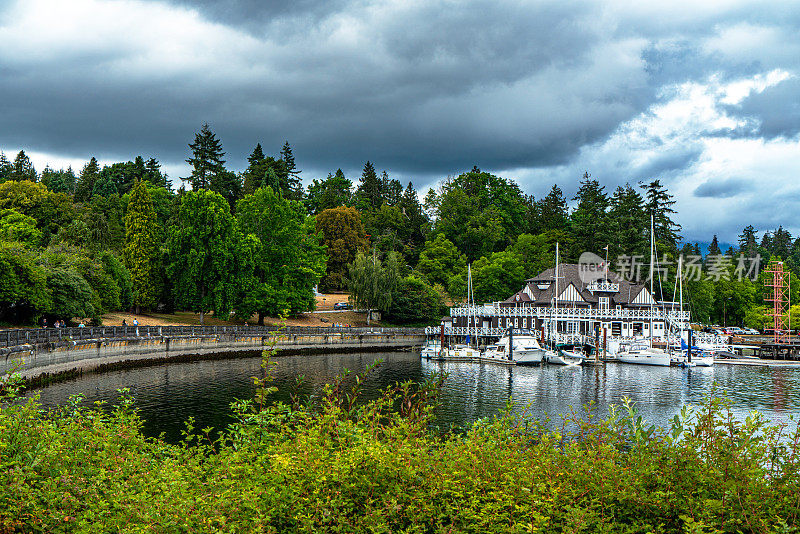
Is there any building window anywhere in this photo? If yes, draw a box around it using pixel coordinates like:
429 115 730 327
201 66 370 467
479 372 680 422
514 318 519 328
599 297 609 311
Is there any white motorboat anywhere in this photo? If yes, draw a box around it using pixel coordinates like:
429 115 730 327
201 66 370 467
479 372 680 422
420 340 441 359
484 330 543 365
617 342 671 366
544 347 583 366
451 344 481 360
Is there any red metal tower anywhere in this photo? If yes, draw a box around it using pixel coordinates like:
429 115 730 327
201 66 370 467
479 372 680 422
765 260 791 344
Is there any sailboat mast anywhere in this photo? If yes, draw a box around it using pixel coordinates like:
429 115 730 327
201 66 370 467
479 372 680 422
650 213 655 342
679 255 684 329
554 242 559 344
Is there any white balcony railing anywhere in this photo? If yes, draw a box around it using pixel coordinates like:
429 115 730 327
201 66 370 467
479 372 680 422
450 306 690 322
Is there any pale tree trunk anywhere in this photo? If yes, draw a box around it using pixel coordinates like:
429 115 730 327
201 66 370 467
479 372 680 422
367 309 371 326
199 285 206 325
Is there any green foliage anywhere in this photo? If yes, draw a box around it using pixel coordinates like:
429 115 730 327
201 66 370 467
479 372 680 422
125 180 162 311
354 160 382 210
570 172 610 255
235 187 327 322
40 166 76 194
186 123 226 191
0 209 41 247
74 157 100 202
433 168 526 261
415 233 466 288
385 275 443 324
471 250 526 304
510 233 556 280
165 189 241 324
316 206 367 291
347 249 401 322
3 369 800 532
0 242 51 324
46 266 95 320
0 180 76 239
10 150 36 182
306 169 352 214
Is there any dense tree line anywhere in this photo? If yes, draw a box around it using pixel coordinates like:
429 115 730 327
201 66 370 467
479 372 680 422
0 126 794 327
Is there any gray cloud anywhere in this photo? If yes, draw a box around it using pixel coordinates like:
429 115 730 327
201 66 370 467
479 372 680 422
1 0 800 243
693 178 752 198
732 77 800 138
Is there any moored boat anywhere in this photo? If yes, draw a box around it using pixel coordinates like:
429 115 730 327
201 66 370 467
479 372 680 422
617 342 671 366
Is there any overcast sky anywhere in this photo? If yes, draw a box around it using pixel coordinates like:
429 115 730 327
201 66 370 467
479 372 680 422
1 0 799 243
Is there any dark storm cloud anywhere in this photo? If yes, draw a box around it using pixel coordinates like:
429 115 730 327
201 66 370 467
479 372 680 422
0 0 656 179
732 77 800 138
693 178 752 198
1 0 800 246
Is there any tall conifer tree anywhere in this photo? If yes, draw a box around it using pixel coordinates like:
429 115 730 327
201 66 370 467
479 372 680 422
186 123 226 190
124 179 161 313
356 161 382 210
11 151 36 182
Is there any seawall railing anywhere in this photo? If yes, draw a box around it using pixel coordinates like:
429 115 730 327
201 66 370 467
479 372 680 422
0 325 424 349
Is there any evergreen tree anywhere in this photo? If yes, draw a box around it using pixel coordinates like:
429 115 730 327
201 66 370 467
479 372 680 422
609 184 647 258
124 179 161 313
75 158 101 202
384 175 403 206
91 171 118 198
738 225 759 258
0 152 12 183
537 184 569 233
185 123 226 190
280 141 303 200
262 168 280 193
771 226 793 260
11 150 37 181
707 235 721 257
210 170 242 210
40 166 75 194
144 158 168 189
306 169 352 214
641 179 681 252
397 181 428 265
570 172 609 255
355 161 382 210
242 144 267 196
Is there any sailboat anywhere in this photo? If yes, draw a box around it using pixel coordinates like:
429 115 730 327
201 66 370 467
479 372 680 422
618 214 671 366
671 255 714 367
542 243 582 366
450 264 481 360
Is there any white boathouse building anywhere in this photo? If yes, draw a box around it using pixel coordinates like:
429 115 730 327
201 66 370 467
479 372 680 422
428 264 690 344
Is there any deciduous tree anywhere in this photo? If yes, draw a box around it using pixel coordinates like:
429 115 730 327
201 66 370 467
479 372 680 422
166 190 240 324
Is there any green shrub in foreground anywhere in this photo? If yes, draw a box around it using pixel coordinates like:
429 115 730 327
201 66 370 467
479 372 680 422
2 359 800 533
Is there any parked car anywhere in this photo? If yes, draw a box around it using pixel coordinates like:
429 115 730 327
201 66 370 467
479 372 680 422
740 327 760 335
333 302 351 310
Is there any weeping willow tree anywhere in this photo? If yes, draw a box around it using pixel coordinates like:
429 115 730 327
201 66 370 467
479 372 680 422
347 249 400 325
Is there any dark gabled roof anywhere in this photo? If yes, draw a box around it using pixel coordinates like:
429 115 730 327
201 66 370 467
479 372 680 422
505 263 649 306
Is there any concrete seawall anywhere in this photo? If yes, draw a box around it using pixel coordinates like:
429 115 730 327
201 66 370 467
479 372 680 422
1 332 425 382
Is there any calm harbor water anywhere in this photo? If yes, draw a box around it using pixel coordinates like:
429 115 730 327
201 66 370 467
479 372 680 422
24 351 800 442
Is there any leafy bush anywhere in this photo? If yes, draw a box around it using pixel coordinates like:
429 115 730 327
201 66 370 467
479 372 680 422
2 359 800 532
